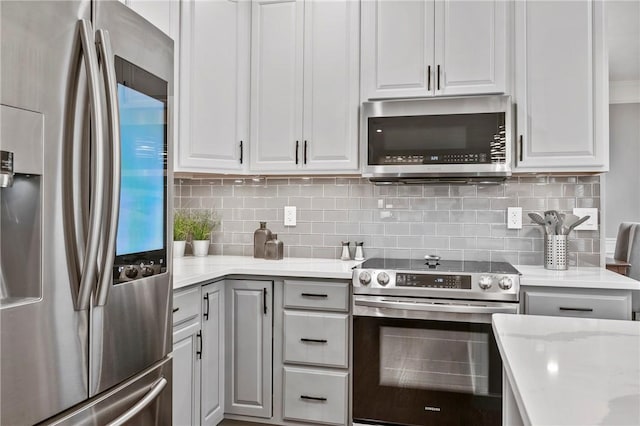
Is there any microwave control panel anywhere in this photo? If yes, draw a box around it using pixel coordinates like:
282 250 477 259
382 153 489 164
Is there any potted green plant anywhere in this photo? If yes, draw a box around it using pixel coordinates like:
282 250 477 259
173 210 191 258
190 210 220 257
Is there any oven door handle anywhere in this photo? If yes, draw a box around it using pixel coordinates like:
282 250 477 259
354 297 518 315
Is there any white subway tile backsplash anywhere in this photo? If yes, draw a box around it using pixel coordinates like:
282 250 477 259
174 175 600 265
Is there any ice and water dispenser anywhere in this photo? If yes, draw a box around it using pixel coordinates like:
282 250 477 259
0 104 43 306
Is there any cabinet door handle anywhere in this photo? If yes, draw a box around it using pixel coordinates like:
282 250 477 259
300 338 328 344
300 395 327 402
239 140 243 164
519 135 524 162
427 65 431 91
303 140 308 164
196 331 202 359
300 292 328 298
559 306 594 312
263 288 268 315
203 293 210 321
172 307 179 313
437 64 441 90
295 140 299 164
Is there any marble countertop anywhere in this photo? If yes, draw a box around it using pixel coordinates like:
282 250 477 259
493 313 640 426
173 255 361 290
515 265 640 291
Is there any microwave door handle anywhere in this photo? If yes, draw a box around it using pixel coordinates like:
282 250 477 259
95 29 121 306
75 19 106 311
354 297 518 315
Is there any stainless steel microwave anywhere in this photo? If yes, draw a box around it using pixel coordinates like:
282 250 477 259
361 96 512 183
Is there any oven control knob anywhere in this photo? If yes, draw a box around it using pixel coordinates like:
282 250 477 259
498 277 513 290
377 272 390 286
478 276 493 290
358 271 372 285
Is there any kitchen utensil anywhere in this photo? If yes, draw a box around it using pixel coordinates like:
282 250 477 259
528 212 546 226
544 213 558 235
566 215 590 234
559 214 580 234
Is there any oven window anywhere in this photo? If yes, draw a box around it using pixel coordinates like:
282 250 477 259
380 326 490 395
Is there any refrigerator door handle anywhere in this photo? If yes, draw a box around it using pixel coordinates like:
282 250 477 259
95 29 121 307
76 19 106 311
105 377 167 426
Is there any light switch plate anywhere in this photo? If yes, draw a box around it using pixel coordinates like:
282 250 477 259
572 208 598 231
507 207 522 229
284 206 296 226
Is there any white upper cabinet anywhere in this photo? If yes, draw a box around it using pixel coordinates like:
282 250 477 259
361 0 507 100
121 0 178 38
250 0 304 172
301 0 359 171
176 0 251 173
250 0 360 173
514 0 608 172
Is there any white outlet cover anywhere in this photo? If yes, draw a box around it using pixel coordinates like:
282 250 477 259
572 208 598 231
507 207 523 229
284 206 296 226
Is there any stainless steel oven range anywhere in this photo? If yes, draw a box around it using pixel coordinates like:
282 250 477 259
352 256 521 426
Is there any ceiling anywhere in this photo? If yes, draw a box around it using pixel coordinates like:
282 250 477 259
607 0 640 82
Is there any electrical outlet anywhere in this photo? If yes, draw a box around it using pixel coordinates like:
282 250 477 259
284 206 296 226
507 207 522 229
572 208 598 231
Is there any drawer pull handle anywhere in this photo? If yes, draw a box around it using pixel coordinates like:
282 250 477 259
301 293 328 298
300 395 327 402
559 306 593 312
300 338 328 344
172 307 179 313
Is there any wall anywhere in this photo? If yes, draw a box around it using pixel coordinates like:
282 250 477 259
606 103 640 239
174 175 600 266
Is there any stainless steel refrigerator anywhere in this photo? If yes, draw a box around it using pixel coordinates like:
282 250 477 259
0 1 173 424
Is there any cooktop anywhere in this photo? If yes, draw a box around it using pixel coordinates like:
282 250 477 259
358 257 521 275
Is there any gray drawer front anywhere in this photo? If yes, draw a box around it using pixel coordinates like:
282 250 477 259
284 311 348 368
284 280 349 312
173 287 200 325
525 290 632 320
283 367 348 425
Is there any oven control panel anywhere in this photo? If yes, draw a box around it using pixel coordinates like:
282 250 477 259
352 269 520 302
396 273 472 289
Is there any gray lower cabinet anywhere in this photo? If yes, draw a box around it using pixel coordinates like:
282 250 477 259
281 279 350 426
173 286 202 426
523 286 633 320
225 279 274 418
201 282 225 426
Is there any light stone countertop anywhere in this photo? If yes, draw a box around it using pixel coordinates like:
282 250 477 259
173 255 361 290
492 313 640 426
515 265 640 291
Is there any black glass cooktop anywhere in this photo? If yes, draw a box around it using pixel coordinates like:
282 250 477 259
359 258 521 275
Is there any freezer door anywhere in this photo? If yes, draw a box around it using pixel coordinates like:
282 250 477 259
44 356 172 426
0 1 93 425
90 0 174 396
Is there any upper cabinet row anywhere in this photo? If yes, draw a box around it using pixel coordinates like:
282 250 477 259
127 0 608 175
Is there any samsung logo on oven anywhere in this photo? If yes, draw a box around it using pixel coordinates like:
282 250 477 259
424 406 441 412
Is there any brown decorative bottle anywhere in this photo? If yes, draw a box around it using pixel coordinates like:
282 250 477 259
265 234 284 260
253 222 272 258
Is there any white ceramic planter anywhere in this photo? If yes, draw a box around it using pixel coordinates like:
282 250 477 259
173 240 186 258
192 240 210 257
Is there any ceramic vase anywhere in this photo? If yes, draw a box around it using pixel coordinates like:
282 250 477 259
173 240 186 258
192 240 210 257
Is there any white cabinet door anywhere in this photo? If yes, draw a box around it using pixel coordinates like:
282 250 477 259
361 0 435 99
176 0 251 173
301 0 359 171
225 280 273 418
514 0 608 172
250 0 304 172
173 322 201 426
124 0 178 38
201 282 225 426
434 0 506 96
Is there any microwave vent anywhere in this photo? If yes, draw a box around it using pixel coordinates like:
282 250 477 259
490 125 507 163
